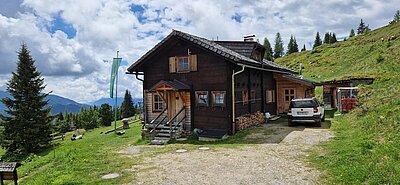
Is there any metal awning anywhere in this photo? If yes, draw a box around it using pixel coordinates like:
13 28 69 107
149 80 190 91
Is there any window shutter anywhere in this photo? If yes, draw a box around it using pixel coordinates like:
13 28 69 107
169 57 176 73
189 54 197 71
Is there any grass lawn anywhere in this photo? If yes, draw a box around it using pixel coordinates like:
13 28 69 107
6 119 149 185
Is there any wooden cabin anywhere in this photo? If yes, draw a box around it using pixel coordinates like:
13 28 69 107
322 78 374 109
127 30 320 140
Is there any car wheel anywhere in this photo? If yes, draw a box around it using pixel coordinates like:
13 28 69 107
288 121 295 127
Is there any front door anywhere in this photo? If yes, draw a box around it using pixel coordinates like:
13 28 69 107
283 88 296 111
168 91 184 123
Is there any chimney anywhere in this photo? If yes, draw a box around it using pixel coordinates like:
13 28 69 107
243 35 255 42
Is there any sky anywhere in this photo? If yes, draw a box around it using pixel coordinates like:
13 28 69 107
0 0 398 103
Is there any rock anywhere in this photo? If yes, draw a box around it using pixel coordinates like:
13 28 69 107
101 172 121 179
176 149 188 153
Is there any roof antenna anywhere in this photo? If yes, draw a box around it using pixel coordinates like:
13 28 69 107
243 34 255 42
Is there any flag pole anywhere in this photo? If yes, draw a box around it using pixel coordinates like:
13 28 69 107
114 50 119 133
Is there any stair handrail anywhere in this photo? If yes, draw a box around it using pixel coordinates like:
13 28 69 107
168 106 186 137
171 115 186 136
150 107 167 124
150 115 168 133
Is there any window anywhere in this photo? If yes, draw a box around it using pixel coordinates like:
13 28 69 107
177 57 189 72
266 90 275 103
212 91 226 106
242 90 248 105
153 94 164 112
169 55 197 73
196 91 208 106
284 89 295 102
251 90 256 103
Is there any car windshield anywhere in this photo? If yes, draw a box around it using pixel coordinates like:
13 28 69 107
290 100 315 108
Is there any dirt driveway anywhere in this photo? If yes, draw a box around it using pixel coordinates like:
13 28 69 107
123 120 334 185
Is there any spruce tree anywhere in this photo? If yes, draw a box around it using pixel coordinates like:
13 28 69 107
263 37 274 61
0 44 52 157
363 25 371 34
293 36 299 53
99 103 113 126
357 19 366 34
390 10 400 24
313 32 322 48
349 29 355 37
323 32 331 44
330 33 337 43
273 32 284 59
301 44 306 52
121 90 135 118
287 35 294 54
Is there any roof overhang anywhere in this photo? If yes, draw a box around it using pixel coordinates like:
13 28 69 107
127 29 297 74
281 75 322 86
149 80 190 91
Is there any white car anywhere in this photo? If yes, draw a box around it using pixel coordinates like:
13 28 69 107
287 98 325 127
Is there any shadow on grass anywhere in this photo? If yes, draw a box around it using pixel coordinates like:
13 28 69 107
170 118 331 146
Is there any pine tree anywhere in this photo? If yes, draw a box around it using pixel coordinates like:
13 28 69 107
263 37 274 61
56 112 64 121
323 32 331 44
349 29 355 37
301 44 306 52
330 33 337 43
287 35 299 55
293 36 299 53
357 19 366 34
0 44 52 157
363 25 371 34
287 35 294 54
390 10 400 24
273 32 284 59
121 90 135 118
313 32 322 48
99 103 113 126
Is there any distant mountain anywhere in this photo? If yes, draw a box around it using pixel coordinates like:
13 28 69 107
0 90 89 115
91 97 142 107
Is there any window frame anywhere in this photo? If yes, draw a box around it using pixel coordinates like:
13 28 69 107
211 91 226 107
266 89 276 104
176 56 190 73
242 90 249 105
152 93 164 112
250 90 256 104
195 91 209 107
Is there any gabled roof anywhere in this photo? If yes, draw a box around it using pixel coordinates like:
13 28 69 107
128 30 296 74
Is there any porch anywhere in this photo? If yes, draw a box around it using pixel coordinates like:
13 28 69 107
143 80 191 142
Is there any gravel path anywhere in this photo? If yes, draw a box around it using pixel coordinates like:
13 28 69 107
124 121 334 185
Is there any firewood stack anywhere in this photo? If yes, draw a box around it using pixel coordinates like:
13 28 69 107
235 111 265 132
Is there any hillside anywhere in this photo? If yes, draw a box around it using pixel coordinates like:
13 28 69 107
276 22 400 183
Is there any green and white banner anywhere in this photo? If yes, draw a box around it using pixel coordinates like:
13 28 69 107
110 57 122 98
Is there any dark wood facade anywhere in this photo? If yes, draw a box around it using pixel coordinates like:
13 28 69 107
128 30 318 135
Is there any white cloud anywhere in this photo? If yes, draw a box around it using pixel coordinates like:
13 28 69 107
0 0 398 102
